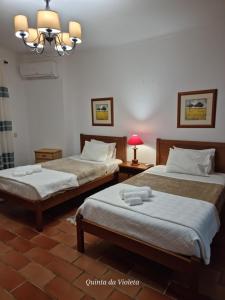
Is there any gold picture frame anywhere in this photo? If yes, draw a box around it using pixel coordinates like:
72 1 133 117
91 97 114 126
177 89 217 128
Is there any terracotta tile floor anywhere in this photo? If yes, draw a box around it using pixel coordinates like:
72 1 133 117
0 197 225 300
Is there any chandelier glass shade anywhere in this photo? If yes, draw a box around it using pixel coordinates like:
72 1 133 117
14 0 82 56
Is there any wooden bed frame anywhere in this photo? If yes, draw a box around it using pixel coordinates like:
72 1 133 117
76 138 225 296
0 134 127 231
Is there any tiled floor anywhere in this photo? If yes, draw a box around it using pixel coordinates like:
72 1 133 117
0 197 225 300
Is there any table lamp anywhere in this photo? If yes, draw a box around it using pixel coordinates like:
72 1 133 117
128 134 143 165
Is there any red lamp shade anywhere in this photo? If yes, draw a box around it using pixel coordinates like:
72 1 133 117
128 134 144 146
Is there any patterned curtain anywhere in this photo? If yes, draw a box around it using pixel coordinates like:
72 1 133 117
0 64 14 169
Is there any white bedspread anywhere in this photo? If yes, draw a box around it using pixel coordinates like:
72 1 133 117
0 157 122 200
69 155 122 175
78 169 223 264
0 167 78 199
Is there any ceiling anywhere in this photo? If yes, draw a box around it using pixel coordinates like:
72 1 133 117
0 0 225 54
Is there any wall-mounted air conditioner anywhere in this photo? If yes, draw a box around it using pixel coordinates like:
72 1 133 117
19 61 58 79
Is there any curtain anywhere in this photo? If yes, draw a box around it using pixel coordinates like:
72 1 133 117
0 63 14 169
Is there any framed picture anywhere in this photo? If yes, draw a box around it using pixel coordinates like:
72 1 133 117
91 97 114 126
177 89 217 128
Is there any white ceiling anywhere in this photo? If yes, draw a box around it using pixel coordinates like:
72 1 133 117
0 0 225 53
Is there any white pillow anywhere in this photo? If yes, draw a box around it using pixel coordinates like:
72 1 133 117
81 141 109 162
112 148 117 159
91 139 116 159
166 148 212 176
174 147 215 173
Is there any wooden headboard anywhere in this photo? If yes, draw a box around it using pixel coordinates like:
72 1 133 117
156 138 225 173
80 134 127 162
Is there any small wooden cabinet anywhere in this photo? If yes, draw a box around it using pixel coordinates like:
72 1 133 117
119 161 154 181
34 148 62 163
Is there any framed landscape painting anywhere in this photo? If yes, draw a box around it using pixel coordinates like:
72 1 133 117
91 97 114 126
177 89 217 128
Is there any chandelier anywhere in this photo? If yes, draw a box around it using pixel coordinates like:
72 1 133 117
14 0 82 56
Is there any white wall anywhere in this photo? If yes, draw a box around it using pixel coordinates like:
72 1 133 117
0 46 30 165
23 23 225 164
22 56 81 159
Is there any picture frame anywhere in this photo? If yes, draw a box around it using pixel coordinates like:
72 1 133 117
177 89 217 128
91 97 114 126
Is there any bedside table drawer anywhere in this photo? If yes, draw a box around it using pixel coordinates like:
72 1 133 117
35 158 50 163
120 166 142 175
35 153 55 160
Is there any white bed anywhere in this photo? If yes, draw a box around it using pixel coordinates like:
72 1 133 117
78 165 225 264
0 155 122 200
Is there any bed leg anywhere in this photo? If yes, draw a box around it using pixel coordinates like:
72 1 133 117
168 257 201 299
76 213 85 253
189 274 199 292
169 262 202 300
35 203 43 232
189 257 200 293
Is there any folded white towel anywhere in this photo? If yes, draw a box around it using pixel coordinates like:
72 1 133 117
123 191 151 201
13 170 27 177
120 186 152 201
124 197 143 206
12 165 42 177
30 165 42 173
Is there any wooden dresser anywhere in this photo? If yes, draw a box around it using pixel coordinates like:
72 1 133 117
34 148 62 163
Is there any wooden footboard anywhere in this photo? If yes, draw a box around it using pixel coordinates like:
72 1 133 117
76 212 201 294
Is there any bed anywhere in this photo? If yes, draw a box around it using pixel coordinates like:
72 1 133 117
76 138 225 294
0 134 127 231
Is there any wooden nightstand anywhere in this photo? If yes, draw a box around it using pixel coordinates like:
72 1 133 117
34 148 62 163
119 162 154 181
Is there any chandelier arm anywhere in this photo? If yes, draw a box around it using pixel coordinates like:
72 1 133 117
71 38 77 50
21 34 38 49
56 47 64 56
39 32 46 46
36 34 46 54
64 39 77 53
39 34 46 54
38 32 46 48
64 50 71 56
55 33 62 46
36 45 45 55
54 34 65 56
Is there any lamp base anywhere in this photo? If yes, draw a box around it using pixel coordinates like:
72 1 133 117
131 159 139 166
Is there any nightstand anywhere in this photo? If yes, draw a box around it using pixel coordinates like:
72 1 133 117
34 148 62 163
119 162 154 181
